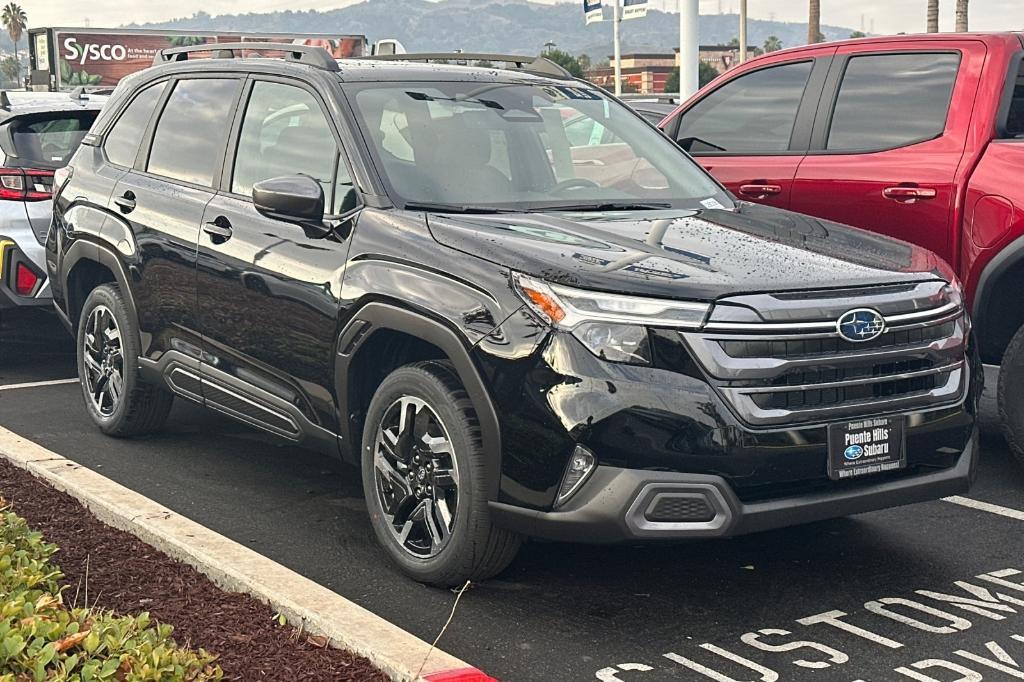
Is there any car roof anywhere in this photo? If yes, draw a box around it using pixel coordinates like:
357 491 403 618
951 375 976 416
0 91 106 120
745 31 1024 65
146 55 578 87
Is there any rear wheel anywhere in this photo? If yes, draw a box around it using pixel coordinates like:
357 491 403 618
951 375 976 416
998 323 1024 468
361 360 520 587
77 284 173 437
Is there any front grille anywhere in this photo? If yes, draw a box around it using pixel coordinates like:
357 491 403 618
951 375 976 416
645 495 716 523
683 282 968 427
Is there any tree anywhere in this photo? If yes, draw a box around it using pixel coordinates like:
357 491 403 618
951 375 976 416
1 3 26 82
849 30 866 39
0 54 17 85
763 35 783 53
541 48 584 78
927 0 940 33
664 61 719 94
955 0 969 31
808 0 821 44
577 53 592 71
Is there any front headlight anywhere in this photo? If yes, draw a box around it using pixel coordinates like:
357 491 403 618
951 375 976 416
513 273 710 365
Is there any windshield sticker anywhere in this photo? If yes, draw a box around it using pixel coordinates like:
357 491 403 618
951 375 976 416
701 198 726 210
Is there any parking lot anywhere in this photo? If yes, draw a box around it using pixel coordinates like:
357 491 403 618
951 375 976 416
2 310 1024 681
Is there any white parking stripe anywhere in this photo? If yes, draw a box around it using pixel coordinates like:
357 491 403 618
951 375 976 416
0 378 78 391
943 496 1024 521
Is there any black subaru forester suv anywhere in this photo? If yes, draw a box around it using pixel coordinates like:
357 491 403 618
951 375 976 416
48 44 979 586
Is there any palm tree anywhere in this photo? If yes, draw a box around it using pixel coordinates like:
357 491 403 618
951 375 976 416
1 3 25 82
927 0 940 32
955 0 969 31
763 35 783 53
808 0 821 44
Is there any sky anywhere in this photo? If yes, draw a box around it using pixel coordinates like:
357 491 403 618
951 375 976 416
22 0 1023 36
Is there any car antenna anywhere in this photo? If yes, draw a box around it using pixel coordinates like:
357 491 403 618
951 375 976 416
0 90 10 111
69 86 88 101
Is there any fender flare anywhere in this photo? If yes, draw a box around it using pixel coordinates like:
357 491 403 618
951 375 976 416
335 302 502 501
972 233 1024 362
61 240 141 342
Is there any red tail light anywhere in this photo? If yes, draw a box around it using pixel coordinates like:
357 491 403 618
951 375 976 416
15 261 38 295
0 168 55 202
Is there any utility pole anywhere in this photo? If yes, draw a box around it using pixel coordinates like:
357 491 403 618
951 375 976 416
680 0 699 96
612 0 622 96
738 0 747 63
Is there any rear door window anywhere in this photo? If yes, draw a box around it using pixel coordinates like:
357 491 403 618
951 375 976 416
827 53 960 151
8 111 98 169
104 82 166 168
1005 59 1024 137
675 61 813 153
146 78 241 187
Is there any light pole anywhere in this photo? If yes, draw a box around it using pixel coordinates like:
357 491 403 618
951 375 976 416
739 0 747 63
679 0 699 97
612 0 622 96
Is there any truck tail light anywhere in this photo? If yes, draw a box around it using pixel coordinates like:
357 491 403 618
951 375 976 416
15 261 39 295
0 168 55 201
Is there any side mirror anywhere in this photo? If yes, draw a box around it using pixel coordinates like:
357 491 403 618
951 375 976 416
252 175 325 226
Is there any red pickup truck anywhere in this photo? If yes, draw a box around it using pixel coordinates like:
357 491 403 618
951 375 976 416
660 32 1024 464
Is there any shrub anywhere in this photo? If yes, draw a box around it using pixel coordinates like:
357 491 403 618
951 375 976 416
0 504 222 681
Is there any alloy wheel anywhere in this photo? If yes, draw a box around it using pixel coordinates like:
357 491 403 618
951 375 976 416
373 396 460 558
82 304 124 417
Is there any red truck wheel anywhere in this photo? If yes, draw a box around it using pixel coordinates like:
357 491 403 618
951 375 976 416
998 324 1024 468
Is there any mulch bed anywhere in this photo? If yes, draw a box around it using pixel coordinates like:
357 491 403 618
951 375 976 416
0 459 390 681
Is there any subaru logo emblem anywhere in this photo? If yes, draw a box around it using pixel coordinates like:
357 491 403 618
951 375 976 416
837 308 886 342
844 444 864 461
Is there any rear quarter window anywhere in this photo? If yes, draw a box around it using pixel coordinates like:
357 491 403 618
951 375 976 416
1005 58 1024 138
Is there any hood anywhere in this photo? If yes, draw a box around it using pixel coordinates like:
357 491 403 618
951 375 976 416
426 202 951 301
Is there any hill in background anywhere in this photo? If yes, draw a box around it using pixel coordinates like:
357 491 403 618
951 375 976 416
130 0 861 60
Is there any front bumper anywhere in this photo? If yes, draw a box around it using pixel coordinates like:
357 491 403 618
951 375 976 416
490 429 977 543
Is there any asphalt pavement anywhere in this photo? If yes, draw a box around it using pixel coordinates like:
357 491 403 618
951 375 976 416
2 309 1024 681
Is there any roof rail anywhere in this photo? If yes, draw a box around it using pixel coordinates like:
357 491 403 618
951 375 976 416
152 42 340 72
366 53 575 80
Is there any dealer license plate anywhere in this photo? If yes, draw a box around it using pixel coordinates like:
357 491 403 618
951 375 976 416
827 416 907 481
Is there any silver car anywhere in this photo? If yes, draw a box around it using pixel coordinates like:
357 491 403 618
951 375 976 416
0 91 104 311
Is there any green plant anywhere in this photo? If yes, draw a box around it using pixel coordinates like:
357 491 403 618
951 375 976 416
664 61 720 93
0 3 25 81
59 59 102 87
540 48 585 78
0 504 222 681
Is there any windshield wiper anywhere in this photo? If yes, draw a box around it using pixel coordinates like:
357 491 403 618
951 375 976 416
403 202 520 214
538 202 673 212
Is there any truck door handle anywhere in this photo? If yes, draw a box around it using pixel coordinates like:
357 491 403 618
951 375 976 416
202 218 233 243
113 191 136 214
883 186 937 203
738 183 782 198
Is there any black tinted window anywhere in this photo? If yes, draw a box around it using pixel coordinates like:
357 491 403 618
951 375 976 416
147 78 240 186
105 82 165 167
232 81 354 213
828 53 960 151
1006 60 1024 138
676 61 812 153
10 111 97 169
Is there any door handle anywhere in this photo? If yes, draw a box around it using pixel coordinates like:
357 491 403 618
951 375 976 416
738 183 783 199
113 191 136 214
202 218 233 243
883 186 937 203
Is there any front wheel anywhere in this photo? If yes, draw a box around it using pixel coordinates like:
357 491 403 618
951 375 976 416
361 360 520 587
998 323 1024 468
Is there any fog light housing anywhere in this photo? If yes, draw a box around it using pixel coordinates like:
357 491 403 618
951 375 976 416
555 445 596 508
14 262 39 296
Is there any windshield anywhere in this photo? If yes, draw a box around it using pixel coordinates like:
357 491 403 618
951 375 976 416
347 81 731 211
8 111 98 169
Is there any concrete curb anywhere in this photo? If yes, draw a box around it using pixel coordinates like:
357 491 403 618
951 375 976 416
0 425 494 682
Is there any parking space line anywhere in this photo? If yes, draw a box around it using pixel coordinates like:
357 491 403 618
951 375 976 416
943 495 1024 521
0 378 78 391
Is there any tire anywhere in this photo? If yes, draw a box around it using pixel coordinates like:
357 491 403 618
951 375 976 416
361 360 521 587
76 283 173 437
998 323 1024 468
